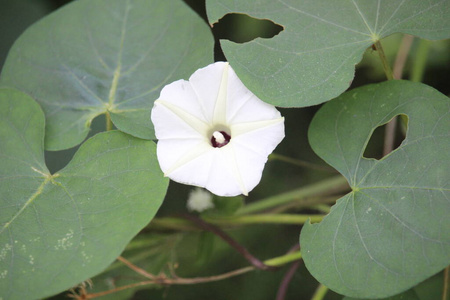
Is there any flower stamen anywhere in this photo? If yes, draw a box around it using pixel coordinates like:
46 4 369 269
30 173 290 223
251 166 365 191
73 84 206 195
211 131 231 148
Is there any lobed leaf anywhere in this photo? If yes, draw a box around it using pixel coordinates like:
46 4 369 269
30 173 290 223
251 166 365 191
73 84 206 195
206 0 450 107
301 81 450 298
0 0 214 150
0 89 169 299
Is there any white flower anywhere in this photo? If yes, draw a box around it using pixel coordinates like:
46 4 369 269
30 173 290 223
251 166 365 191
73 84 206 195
186 188 214 212
151 62 284 197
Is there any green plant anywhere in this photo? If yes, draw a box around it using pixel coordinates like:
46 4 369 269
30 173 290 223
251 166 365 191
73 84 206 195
0 0 448 299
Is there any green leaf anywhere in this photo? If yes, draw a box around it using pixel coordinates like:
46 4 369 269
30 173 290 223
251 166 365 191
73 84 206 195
0 0 214 150
206 0 450 107
344 290 419 300
0 88 169 299
300 81 450 298
343 271 444 300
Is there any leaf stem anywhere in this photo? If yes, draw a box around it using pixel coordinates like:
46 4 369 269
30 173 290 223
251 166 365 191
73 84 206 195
265 251 302 266
383 116 398 156
393 34 414 80
265 196 341 214
383 35 414 156
105 111 113 131
311 284 328 300
276 260 301 300
374 40 394 80
269 153 337 172
236 176 348 215
411 38 431 82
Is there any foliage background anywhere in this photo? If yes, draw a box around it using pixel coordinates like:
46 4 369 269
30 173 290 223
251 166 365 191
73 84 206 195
0 0 448 299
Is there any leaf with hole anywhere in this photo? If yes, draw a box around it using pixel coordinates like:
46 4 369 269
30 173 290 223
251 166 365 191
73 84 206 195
0 0 214 150
206 0 450 107
300 80 450 298
0 88 169 299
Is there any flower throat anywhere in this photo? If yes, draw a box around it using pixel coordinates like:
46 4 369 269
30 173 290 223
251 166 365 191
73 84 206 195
211 131 231 148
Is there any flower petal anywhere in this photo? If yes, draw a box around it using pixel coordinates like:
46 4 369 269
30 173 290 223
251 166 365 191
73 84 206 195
157 79 210 125
228 95 282 124
207 146 248 196
212 62 229 125
157 139 253 196
226 70 281 124
158 140 211 176
232 121 285 156
231 117 285 139
164 147 244 196
229 120 285 192
189 61 229 125
153 99 209 138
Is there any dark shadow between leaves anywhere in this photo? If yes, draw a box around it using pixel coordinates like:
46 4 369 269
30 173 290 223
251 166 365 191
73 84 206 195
212 13 283 61
212 13 284 44
363 114 408 160
44 113 108 173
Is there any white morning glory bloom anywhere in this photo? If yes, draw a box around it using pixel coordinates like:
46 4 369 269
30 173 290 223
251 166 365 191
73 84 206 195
151 62 284 197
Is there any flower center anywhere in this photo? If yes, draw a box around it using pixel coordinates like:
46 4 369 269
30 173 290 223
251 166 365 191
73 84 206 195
211 131 231 148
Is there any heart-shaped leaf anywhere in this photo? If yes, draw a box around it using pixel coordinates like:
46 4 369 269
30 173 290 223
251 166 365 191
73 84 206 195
300 81 450 298
206 0 450 107
0 0 214 150
0 88 169 300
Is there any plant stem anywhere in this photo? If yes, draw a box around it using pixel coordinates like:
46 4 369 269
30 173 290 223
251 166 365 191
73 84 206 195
117 256 156 279
182 214 272 270
85 251 302 299
383 115 398 157
105 111 113 131
204 214 324 225
411 38 431 82
311 284 328 300
236 176 348 215
264 251 302 266
105 245 174 273
276 260 301 300
443 266 449 300
85 281 156 299
266 196 340 214
393 34 414 80
383 34 414 156
311 204 331 214
269 153 336 172
150 213 324 231
374 40 394 80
